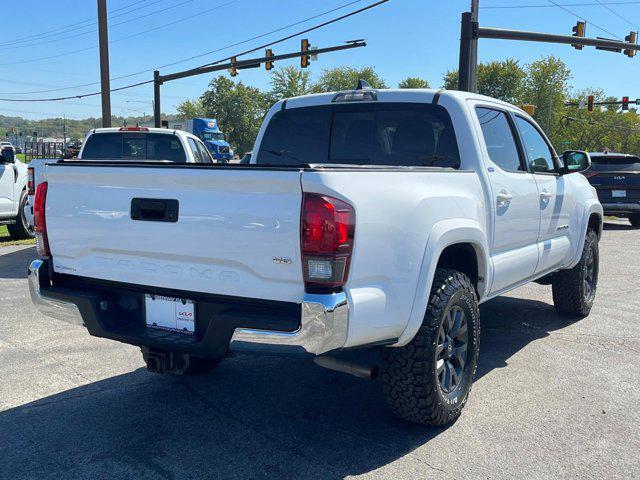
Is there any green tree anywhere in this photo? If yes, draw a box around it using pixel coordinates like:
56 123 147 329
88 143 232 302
398 77 430 89
312 66 387 92
266 66 312 104
176 99 207 118
198 76 269 155
442 59 525 104
520 55 572 142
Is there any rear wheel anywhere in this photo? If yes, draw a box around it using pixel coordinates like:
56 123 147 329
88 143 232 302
552 229 599 317
381 268 480 426
629 214 640 227
7 190 34 240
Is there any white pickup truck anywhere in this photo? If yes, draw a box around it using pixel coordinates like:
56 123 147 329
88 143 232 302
24 126 216 229
28 88 602 426
0 147 33 240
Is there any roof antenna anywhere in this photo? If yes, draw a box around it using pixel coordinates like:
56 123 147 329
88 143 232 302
356 79 372 90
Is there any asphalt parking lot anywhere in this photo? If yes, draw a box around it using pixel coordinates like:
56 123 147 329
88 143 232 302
1 221 639 480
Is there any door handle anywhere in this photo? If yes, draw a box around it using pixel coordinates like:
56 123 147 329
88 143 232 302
496 191 513 207
540 190 552 200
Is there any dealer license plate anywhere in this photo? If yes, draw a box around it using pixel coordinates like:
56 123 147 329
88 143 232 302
145 294 195 335
612 190 627 198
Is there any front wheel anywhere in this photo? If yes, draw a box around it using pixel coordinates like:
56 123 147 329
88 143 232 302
7 190 34 240
381 268 480 426
552 229 599 317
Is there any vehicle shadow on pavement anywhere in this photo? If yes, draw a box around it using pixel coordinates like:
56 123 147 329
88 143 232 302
0 246 35 279
0 294 574 479
476 295 573 380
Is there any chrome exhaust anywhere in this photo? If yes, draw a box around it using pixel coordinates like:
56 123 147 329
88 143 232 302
314 355 379 380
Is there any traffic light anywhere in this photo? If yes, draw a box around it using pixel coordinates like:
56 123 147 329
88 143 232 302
622 96 630 110
572 21 586 50
265 49 274 71
301 39 310 68
624 31 637 58
228 56 238 77
587 95 595 112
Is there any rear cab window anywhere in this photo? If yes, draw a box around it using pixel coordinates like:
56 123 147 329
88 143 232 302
590 155 640 172
81 132 187 162
256 103 460 168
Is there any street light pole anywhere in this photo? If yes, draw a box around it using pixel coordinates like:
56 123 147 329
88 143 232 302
97 0 112 127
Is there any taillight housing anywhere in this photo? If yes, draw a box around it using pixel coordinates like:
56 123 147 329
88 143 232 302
582 171 599 178
27 167 34 195
301 193 355 291
34 182 50 257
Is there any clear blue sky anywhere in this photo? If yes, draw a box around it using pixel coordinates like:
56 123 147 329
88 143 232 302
1 0 639 119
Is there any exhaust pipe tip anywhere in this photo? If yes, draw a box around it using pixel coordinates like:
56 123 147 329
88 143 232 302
314 355 379 380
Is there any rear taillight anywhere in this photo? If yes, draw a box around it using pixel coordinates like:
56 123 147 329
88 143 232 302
27 167 34 195
582 171 599 178
34 182 50 257
301 193 355 291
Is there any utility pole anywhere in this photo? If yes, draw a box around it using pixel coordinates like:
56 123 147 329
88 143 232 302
97 0 112 127
62 114 67 147
546 86 554 137
470 0 479 93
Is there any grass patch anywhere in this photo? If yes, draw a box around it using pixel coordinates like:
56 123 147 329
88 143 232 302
17 153 27 163
0 225 35 246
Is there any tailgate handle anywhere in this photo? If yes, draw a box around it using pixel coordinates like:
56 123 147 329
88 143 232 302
131 198 179 222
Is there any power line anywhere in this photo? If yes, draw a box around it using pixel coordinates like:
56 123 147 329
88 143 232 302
0 0 165 47
482 1 640 8
193 0 388 71
546 0 623 38
561 114 640 131
0 0 387 103
0 0 365 95
0 0 194 51
0 0 239 66
594 0 640 30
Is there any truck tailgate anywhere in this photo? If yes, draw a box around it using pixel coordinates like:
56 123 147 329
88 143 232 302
44 165 304 303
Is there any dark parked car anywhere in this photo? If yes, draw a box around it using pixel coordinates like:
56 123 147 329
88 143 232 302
584 152 640 226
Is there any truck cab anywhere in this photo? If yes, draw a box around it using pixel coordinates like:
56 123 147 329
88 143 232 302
185 118 233 163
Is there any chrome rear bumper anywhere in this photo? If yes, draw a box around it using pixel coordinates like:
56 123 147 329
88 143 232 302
28 259 348 356
28 259 83 326
229 292 348 355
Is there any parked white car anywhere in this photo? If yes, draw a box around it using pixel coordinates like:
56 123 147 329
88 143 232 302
0 147 33 239
28 88 602 426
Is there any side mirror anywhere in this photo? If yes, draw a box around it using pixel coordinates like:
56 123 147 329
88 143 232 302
561 150 590 174
0 148 15 164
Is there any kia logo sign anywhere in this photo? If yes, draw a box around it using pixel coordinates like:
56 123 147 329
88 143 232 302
178 311 193 317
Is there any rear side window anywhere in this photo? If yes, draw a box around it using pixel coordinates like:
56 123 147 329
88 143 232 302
81 133 187 162
187 138 206 163
257 103 460 168
476 107 523 172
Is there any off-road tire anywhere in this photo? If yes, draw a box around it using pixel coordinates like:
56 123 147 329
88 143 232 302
629 214 640 227
552 229 599 317
7 190 34 240
381 268 480 426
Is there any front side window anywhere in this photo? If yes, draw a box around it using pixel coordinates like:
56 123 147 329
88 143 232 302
475 107 523 172
514 116 556 173
257 103 460 168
